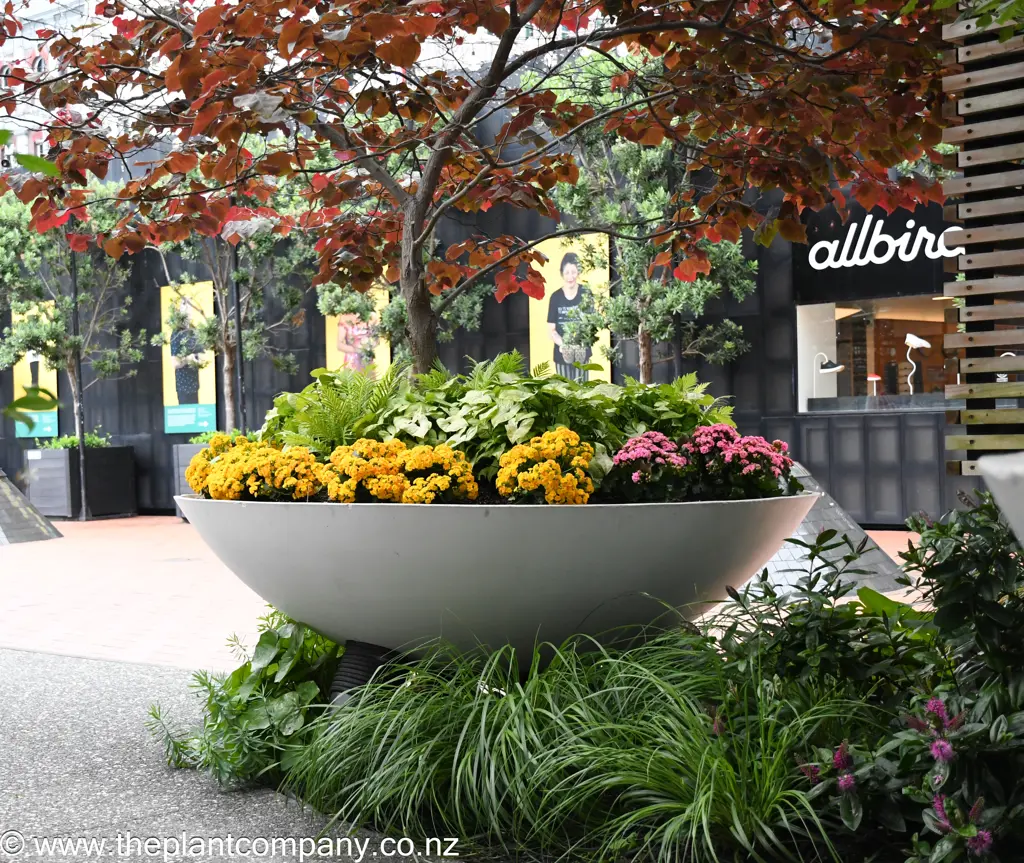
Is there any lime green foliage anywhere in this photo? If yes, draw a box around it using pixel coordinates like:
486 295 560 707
3 385 58 430
187 429 250 445
369 351 732 480
38 429 111 449
259 362 408 456
146 610 342 787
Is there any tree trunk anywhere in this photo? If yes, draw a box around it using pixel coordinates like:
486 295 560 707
222 344 237 431
67 365 89 520
637 324 653 385
400 206 438 374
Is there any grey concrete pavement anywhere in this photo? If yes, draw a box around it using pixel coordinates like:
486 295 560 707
0 648 455 863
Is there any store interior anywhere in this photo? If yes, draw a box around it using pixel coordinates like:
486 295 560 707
797 296 969 412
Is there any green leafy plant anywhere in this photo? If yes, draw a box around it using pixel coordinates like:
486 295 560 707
187 429 250 445
286 631 859 863
2 385 58 430
37 429 112 449
259 362 407 456
147 610 342 787
364 351 733 481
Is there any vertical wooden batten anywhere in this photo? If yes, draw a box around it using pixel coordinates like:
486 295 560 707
942 18 1024 473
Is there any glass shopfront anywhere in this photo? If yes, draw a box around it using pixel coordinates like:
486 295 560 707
797 296 965 413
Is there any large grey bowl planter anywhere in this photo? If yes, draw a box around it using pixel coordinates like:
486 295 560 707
176 493 817 655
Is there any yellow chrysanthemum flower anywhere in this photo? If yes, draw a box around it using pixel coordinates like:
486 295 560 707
496 428 594 505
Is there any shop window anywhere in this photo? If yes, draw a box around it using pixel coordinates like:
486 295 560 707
797 296 971 413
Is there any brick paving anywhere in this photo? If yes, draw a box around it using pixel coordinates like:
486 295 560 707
0 516 267 672
0 515 918 673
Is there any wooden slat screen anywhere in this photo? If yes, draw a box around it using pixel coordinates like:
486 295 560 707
942 19 1024 476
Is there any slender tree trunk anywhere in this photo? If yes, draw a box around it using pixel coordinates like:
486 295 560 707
400 211 438 374
67 366 89 520
637 324 653 385
222 345 237 431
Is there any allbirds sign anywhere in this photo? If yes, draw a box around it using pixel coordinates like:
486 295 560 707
808 215 965 271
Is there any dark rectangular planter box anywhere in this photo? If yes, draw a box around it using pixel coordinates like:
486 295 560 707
172 444 205 519
24 446 137 519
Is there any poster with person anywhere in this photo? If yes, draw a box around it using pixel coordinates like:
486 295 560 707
325 288 391 374
527 235 611 382
11 306 58 438
160 282 217 434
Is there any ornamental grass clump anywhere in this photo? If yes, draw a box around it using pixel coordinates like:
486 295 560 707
322 438 478 504
286 632 852 863
495 427 594 504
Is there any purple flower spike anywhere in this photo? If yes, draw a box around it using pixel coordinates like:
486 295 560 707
967 829 993 856
930 739 955 763
799 763 820 785
837 773 856 793
926 697 948 725
933 795 951 831
833 742 853 772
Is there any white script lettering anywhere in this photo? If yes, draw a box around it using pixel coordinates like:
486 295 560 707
808 219 964 270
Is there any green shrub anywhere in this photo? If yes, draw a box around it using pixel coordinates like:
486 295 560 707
259 352 732 481
37 429 111 448
372 351 731 480
259 362 406 456
187 429 250 445
147 610 342 787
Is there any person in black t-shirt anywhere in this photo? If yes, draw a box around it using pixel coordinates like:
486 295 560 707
546 253 591 381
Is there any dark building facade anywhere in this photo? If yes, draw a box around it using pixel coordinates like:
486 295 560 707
0 200 979 522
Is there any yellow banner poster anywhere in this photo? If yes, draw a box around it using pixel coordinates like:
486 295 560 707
528 234 611 382
160 281 217 434
12 305 58 438
325 288 391 374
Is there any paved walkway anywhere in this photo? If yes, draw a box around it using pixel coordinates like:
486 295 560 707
0 517 267 672
0 648 441 862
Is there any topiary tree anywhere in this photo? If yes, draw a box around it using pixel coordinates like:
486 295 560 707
550 60 759 383
154 171 319 430
0 190 146 441
0 188 146 517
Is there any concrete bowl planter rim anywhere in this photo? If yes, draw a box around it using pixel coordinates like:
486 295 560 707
177 491 818 656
